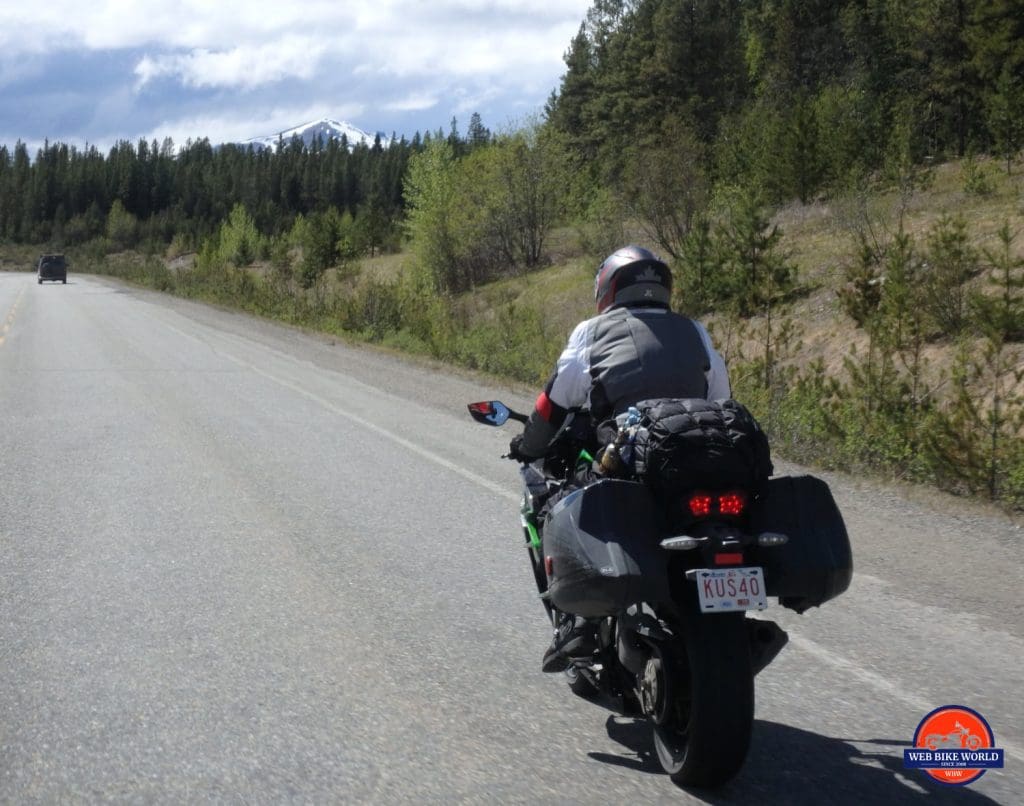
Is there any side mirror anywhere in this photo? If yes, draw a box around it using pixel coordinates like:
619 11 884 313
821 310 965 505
467 400 512 426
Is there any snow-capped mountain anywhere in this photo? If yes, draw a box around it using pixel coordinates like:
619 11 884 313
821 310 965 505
241 118 388 151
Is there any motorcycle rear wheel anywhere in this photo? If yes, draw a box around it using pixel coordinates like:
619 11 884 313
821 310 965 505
653 613 754 788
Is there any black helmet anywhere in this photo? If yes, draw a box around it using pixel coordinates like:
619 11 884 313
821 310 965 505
594 245 672 313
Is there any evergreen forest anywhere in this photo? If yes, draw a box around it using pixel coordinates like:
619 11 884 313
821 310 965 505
1 0 1023 508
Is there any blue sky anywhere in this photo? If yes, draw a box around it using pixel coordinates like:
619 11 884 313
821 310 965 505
0 1 592 152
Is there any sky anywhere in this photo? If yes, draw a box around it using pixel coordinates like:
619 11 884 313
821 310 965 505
0 1 592 153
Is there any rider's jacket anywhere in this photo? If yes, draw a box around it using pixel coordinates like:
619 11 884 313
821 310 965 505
519 305 731 458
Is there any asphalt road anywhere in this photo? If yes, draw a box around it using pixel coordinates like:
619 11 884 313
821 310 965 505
1 272 1022 804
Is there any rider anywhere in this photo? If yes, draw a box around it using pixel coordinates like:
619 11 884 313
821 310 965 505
508 245 731 672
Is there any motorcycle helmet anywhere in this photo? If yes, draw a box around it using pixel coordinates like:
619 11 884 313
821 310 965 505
594 245 672 313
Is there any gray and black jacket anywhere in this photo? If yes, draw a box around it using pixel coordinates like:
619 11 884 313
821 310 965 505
519 306 731 458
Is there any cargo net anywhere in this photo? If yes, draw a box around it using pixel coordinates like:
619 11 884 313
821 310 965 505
629 398 773 496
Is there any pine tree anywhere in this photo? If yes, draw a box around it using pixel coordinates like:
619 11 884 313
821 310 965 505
985 68 1024 173
922 214 980 336
978 222 1024 340
715 190 800 392
716 191 798 318
467 113 491 150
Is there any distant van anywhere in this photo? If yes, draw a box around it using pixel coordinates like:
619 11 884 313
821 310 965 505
37 254 67 284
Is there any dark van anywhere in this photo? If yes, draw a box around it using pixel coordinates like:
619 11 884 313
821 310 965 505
37 254 67 284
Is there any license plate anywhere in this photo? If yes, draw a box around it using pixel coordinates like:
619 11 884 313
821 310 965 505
694 567 768 613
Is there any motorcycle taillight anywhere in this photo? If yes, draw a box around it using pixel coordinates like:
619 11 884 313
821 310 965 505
686 490 748 518
687 493 713 518
718 491 747 517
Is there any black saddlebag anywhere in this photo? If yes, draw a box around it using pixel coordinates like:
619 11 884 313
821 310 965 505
543 479 669 618
749 475 853 613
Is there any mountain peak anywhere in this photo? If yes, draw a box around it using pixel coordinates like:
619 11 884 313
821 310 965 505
242 118 388 151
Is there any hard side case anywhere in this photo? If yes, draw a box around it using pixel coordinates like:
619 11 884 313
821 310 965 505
750 475 853 613
543 479 669 617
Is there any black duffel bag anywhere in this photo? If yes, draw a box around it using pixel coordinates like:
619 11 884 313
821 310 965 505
631 398 773 494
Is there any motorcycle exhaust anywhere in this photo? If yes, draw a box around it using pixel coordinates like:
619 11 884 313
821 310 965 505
616 610 668 675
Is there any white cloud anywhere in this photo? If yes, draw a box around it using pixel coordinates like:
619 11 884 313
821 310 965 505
383 93 440 113
0 2 589 49
134 36 327 91
2 2 587 100
0 1 593 145
451 86 503 117
0 2 342 53
344 7 582 80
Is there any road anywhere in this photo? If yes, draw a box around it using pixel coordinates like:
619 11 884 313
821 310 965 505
1 272 1021 804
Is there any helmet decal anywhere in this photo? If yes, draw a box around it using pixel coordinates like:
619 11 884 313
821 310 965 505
637 266 664 284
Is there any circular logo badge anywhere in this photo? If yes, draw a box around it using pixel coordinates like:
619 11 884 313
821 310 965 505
911 706 996 786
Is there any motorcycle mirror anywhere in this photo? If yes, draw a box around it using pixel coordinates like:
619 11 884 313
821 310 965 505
467 400 512 426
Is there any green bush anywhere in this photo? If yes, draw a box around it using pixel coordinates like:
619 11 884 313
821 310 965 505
218 204 262 267
963 155 996 196
1004 449 1024 510
106 201 138 251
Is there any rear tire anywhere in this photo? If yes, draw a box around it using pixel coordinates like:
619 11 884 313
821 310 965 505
653 613 754 788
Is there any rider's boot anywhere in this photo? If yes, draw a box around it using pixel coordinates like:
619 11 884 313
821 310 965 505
542 613 598 673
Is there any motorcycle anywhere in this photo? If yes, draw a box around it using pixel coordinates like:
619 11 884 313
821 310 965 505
925 722 983 751
468 398 852 788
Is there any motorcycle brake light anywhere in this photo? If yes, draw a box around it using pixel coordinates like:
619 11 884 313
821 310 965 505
718 491 747 517
687 491 747 518
687 493 713 518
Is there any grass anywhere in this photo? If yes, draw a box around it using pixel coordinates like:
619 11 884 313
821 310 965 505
3 154 1022 509
0 244 46 272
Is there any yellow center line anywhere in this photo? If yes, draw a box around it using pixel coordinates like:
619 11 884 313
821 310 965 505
0 285 26 348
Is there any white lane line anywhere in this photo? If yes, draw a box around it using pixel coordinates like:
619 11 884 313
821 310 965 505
788 632 935 712
788 632 1024 761
204 340 520 504
247 362 519 502
151 313 519 503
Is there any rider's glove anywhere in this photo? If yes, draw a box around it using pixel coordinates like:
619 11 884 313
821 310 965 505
507 434 533 463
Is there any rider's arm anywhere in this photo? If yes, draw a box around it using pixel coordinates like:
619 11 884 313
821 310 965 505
518 319 593 458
